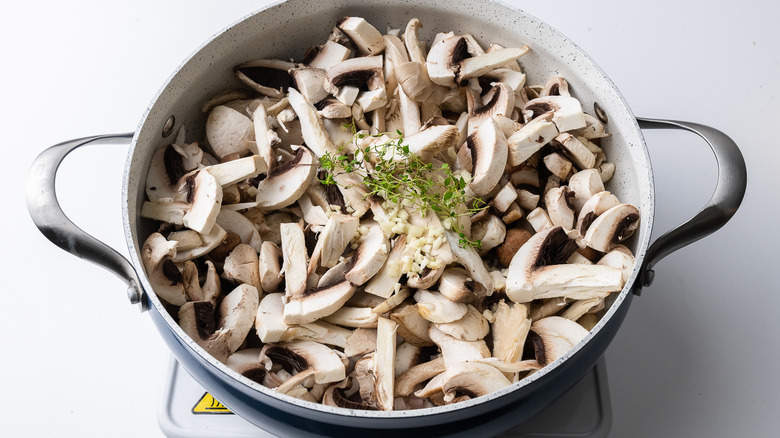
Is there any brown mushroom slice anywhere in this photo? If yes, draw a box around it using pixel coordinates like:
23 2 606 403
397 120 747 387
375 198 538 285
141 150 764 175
344 225 391 286
523 96 586 132
390 304 434 347
223 243 262 292
439 361 512 403
225 348 284 388
336 17 385 56
575 191 621 238
429 325 490 367
506 226 624 303
284 280 358 325
258 241 283 292
309 214 360 272
235 59 295 98
530 316 589 365
255 146 317 210
467 118 508 197
142 233 186 306
303 40 352 70
395 357 446 397
414 290 468 324
434 305 489 341
445 230 494 298
323 307 379 328
555 133 597 170
582 204 640 252
545 187 575 231
268 341 347 394
496 228 532 269
506 113 559 166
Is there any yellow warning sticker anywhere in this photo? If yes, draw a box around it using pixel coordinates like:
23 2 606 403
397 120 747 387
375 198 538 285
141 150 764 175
192 392 233 414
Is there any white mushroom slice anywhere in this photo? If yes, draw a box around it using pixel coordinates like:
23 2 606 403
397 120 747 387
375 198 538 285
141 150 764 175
256 293 288 343
414 290 468 324
426 34 529 87
326 56 386 110
255 147 317 210
492 182 518 213
280 321 353 349
270 341 347 392
337 17 385 56
317 98 352 119
582 204 641 252
572 113 610 139
400 124 460 162
395 357 446 397
374 317 398 411
506 114 559 166
218 284 260 354
206 105 255 160
390 304 434 347
172 224 228 262
543 153 572 181
567 251 594 265
597 249 636 284
472 358 542 374
568 169 605 213
333 85 359 106
471 215 507 256
516 189 540 212
529 297 569 322
468 118 508 197
502 202 524 224
434 305 489 341
226 348 283 388
251 104 276 172
291 67 329 104
491 300 531 364
145 145 190 202
178 301 231 362
344 225 390 285
223 243 262 292
438 267 477 303
506 227 624 303
523 96 586 132
234 59 295 98
178 170 222 234
298 192 329 226
458 46 530 82
371 286 412 315
284 280 358 325
303 40 352 70
544 187 575 231
309 214 360 272
560 298 603 322
530 316 589 365
142 233 185 306
364 235 411 298
317 257 352 289
598 162 616 183
345 327 377 358
539 77 571 97
394 342 424 377
181 260 216 304
216 208 263 252
323 307 379 328
555 133 597 169
575 191 621 238
438 361 513 403
428 325 490 367
467 83 515 134
445 230 494 297
207 155 267 187
414 370 448 399
397 85 422 135
280 222 308 300
486 68 527 92
526 207 553 232
167 230 202 251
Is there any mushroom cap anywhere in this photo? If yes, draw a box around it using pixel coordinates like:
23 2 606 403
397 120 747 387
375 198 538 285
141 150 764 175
530 316 589 365
414 289 468 324
434 304 489 341
256 292 288 343
269 340 347 385
219 283 260 354
205 105 255 160
255 146 317 210
440 361 512 402
468 118 508 197
226 348 283 388
345 225 391 285
336 17 385 56
141 233 186 306
438 267 477 303
426 35 470 87
582 203 640 252
523 96 586 132
283 280 358 325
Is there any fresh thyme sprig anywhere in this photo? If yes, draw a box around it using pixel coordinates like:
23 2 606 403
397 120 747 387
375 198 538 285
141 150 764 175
318 120 487 249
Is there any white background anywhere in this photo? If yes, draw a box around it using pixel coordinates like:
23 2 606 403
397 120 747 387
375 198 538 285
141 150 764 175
2 0 777 436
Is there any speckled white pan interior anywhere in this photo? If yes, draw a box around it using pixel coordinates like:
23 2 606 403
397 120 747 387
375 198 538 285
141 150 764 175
123 0 654 417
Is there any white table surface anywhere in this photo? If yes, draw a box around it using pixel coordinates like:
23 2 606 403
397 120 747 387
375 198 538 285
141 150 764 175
2 1 777 436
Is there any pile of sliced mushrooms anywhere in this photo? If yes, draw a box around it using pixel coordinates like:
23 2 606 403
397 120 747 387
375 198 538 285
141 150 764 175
140 16 640 410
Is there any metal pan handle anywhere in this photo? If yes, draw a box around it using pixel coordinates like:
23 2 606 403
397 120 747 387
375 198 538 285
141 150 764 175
635 118 747 294
26 133 147 309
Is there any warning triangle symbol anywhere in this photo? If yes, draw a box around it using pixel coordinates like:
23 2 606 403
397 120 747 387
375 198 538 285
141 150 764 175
192 392 233 414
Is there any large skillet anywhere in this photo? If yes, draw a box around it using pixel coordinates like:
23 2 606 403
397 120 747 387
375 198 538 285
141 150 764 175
26 0 747 436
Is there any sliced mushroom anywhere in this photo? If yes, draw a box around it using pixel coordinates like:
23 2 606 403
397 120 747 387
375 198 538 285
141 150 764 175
506 113 559 166
309 214 360 272
438 267 477 303
219 284 261 353
323 307 379 328
172 224 228 262
337 17 385 56
266 340 347 393
491 182 519 214
428 325 490 366
445 230 494 297
371 286 413 315
142 233 185 306
303 40 352 70
544 186 575 230
582 204 640 252
491 300 531 364
543 153 572 180
523 96 586 132
496 228 532 268
467 83 515 134
468 118 508 197
280 321 353 349
506 226 625 303
345 327 377 358
414 289 468 324
344 225 390 285
216 208 263 252
434 304 489 341
326 56 387 112
554 133 596 170
530 316 589 365
395 357 446 397
568 168 605 213
575 191 621 238
364 234 412 298
258 241 284 292
223 243 262 292
234 59 295 98
373 317 398 410
471 214 507 255
560 298 603 322
182 259 221 304
207 155 267 187
322 377 373 410
526 207 553 233
255 146 317 210
284 280 358 325
291 67 329 104
142 170 223 234
426 34 529 87
439 361 512 403
597 249 636 284
256 292 288 343
226 348 284 388
205 105 255 161
280 222 308 300
390 304 434 347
